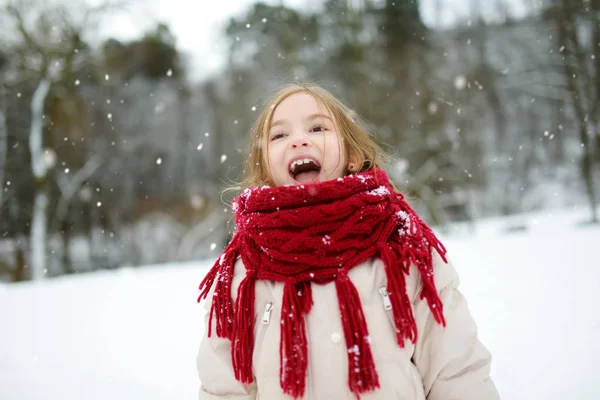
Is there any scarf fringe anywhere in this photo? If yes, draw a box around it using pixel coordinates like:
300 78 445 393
399 199 447 327
232 272 256 384
280 282 312 398
335 276 380 397
197 235 239 339
379 244 418 346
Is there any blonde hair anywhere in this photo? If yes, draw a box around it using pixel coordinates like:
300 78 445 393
236 82 390 190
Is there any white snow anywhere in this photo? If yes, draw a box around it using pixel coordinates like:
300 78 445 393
366 186 390 197
0 207 599 399
396 210 411 236
0 263 207 400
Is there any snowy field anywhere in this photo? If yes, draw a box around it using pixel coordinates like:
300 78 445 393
0 206 599 400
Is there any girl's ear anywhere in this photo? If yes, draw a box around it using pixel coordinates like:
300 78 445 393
347 154 359 173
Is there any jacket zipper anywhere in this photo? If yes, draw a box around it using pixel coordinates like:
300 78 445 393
379 286 393 310
261 302 273 324
253 302 273 370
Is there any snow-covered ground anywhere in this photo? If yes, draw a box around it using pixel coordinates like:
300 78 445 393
0 206 598 400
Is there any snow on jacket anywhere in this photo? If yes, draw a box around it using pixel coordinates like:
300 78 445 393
196 250 500 399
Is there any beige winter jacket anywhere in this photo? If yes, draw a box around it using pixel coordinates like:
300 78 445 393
196 250 500 399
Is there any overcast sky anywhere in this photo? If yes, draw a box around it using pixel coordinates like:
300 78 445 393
89 0 317 81
87 0 529 82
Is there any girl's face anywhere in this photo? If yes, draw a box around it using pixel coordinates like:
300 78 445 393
266 92 347 186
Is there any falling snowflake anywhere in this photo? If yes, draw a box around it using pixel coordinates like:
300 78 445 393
197 143 203 150
97 202 102 207
74 79 81 86
104 74 110 81
166 69 173 77
454 75 467 90
428 101 438 114
156 157 162 165
154 102 165 114
210 243 217 251
220 154 227 163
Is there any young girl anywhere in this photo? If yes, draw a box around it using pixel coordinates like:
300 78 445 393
196 83 500 400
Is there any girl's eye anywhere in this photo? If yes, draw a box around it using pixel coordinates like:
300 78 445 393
310 125 326 133
271 133 285 141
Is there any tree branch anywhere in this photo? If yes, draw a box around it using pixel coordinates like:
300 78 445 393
5 2 44 54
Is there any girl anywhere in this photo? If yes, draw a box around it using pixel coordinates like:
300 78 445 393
196 83 500 400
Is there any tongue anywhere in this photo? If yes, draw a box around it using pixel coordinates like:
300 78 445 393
295 170 320 184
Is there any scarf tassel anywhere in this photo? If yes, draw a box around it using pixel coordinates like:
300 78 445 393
379 245 418 346
232 272 256 384
335 276 380 398
414 229 447 327
397 202 447 327
280 282 312 398
198 240 239 339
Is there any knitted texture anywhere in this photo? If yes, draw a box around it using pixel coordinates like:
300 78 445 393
197 168 447 399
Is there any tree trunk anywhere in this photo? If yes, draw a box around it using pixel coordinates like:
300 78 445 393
61 218 75 274
30 189 49 280
593 0 600 162
565 59 598 223
13 235 28 282
28 78 52 280
0 85 7 207
557 1 599 223
178 89 191 194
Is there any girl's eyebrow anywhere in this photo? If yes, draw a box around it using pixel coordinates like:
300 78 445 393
270 119 287 129
270 114 332 130
306 113 332 122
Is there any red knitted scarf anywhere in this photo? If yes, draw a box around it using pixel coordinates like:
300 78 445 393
197 169 447 399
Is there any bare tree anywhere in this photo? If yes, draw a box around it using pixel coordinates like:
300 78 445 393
29 74 55 280
0 81 6 208
553 0 599 223
0 45 8 209
3 0 125 279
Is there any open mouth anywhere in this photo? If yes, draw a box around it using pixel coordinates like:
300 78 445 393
289 158 322 184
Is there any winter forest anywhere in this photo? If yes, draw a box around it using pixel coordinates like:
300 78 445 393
2 1 600 399
0 0 599 282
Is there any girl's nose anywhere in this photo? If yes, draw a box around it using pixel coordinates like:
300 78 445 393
290 132 310 149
